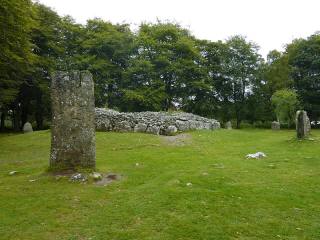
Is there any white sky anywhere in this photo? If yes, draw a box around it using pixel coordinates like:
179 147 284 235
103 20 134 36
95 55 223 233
37 0 320 58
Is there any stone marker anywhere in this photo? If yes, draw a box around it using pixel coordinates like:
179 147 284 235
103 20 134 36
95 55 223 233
225 121 232 130
306 115 311 134
23 122 33 133
50 70 95 169
271 121 280 130
296 110 309 139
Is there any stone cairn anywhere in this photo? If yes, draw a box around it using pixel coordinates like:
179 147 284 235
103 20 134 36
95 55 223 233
271 121 280 130
296 110 310 139
95 108 220 135
50 71 96 169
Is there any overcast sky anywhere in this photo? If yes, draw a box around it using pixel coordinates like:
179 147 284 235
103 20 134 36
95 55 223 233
37 0 319 58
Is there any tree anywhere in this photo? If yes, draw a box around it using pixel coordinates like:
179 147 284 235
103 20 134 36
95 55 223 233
81 19 134 108
224 36 262 128
195 40 227 119
126 22 208 112
0 0 35 131
271 89 299 127
287 33 320 120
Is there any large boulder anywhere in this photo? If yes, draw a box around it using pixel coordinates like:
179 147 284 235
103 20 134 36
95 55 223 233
164 125 178 136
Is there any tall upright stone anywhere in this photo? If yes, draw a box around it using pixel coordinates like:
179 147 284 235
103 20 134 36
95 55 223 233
296 110 309 139
225 121 232 130
50 71 96 169
271 121 280 130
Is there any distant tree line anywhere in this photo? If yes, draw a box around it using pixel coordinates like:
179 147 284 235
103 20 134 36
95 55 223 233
1 0 320 131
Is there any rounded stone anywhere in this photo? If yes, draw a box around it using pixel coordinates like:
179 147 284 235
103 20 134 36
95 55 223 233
165 125 178 136
271 121 280 130
23 122 33 133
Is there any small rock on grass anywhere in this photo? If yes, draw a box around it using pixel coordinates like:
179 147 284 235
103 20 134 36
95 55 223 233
9 171 18 176
69 173 87 182
90 172 102 181
246 152 266 159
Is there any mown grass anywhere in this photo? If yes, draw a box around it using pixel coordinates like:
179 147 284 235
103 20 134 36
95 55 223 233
0 129 319 240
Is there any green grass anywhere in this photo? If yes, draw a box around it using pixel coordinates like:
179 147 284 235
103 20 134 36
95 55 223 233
0 129 320 240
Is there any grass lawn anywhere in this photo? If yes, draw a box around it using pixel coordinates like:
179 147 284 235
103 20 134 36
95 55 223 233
0 129 319 240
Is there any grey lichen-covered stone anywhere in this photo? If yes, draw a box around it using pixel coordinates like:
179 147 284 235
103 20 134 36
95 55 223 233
50 70 96 170
271 121 280 130
146 125 160 135
134 123 148 133
165 125 178 136
95 108 220 135
175 120 190 131
23 122 33 133
306 115 311 134
296 110 309 139
225 121 232 130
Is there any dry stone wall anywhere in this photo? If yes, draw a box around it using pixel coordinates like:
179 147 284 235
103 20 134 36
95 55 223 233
95 108 220 135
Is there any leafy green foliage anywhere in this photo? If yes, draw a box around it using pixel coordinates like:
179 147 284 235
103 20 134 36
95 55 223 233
1 1 320 130
271 89 299 126
0 0 35 107
287 34 320 120
81 19 134 107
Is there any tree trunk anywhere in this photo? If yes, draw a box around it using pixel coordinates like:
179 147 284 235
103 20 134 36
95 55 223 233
35 92 44 130
0 112 5 131
236 118 241 129
21 103 28 128
12 103 21 132
35 112 43 130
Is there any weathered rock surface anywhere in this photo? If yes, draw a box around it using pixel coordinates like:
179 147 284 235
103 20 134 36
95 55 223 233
23 122 33 133
95 108 220 135
271 121 280 130
50 70 96 169
296 110 309 139
225 121 232 130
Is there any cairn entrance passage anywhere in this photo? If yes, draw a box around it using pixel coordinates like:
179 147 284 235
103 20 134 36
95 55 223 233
50 71 96 169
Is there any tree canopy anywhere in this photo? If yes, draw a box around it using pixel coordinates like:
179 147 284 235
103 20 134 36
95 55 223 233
1 2 320 131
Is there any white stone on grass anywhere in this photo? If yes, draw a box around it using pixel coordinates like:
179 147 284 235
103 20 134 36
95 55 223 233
9 171 18 176
246 152 266 159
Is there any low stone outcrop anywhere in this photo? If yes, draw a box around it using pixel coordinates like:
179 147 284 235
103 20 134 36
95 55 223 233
95 108 220 135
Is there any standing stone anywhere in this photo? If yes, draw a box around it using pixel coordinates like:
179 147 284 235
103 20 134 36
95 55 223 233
296 110 309 139
23 122 33 133
225 121 232 130
50 71 95 169
271 121 280 130
306 115 311 134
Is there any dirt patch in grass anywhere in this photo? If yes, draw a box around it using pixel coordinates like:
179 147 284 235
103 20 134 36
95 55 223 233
95 173 122 186
160 133 192 146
